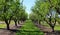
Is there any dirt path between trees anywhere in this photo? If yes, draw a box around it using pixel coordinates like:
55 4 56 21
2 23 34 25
35 23 60 35
0 23 24 35
35 23 52 32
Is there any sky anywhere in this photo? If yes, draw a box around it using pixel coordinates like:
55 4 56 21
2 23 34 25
23 0 35 14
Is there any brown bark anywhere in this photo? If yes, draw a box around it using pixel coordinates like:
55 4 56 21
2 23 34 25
6 23 10 30
18 20 20 24
5 19 10 30
14 20 17 26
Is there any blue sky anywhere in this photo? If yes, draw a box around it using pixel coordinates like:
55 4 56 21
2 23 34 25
23 0 35 14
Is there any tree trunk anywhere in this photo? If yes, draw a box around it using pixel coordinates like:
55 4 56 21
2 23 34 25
18 20 20 24
38 20 40 24
14 21 17 26
21 20 23 24
6 23 10 30
5 20 10 30
51 26 54 32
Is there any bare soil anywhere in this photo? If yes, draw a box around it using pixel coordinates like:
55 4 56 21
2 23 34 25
0 22 60 35
0 22 24 35
35 23 60 35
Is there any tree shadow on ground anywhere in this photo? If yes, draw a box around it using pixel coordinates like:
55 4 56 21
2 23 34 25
44 30 60 35
9 29 42 32
9 29 20 32
0 28 7 30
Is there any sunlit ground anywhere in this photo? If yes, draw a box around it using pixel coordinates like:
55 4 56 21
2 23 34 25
0 20 14 29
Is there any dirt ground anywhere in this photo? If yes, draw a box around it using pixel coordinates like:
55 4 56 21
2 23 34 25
35 23 60 35
0 22 24 35
0 22 60 35
0 29 15 35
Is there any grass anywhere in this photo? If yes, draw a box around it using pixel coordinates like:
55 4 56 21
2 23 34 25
20 20 40 31
16 20 44 35
41 21 60 30
0 20 60 35
55 25 60 30
0 20 14 29
41 21 50 27
0 24 6 28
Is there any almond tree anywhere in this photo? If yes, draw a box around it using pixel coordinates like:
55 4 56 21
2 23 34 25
0 0 14 30
31 0 50 24
31 0 59 32
12 0 28 26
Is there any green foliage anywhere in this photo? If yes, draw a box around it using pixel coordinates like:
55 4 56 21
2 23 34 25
30 0 51 22
12 0 28 21
29 13 38 21
19 8 28 21
0 0 13 21
48 0 60 14
0 0 28 29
